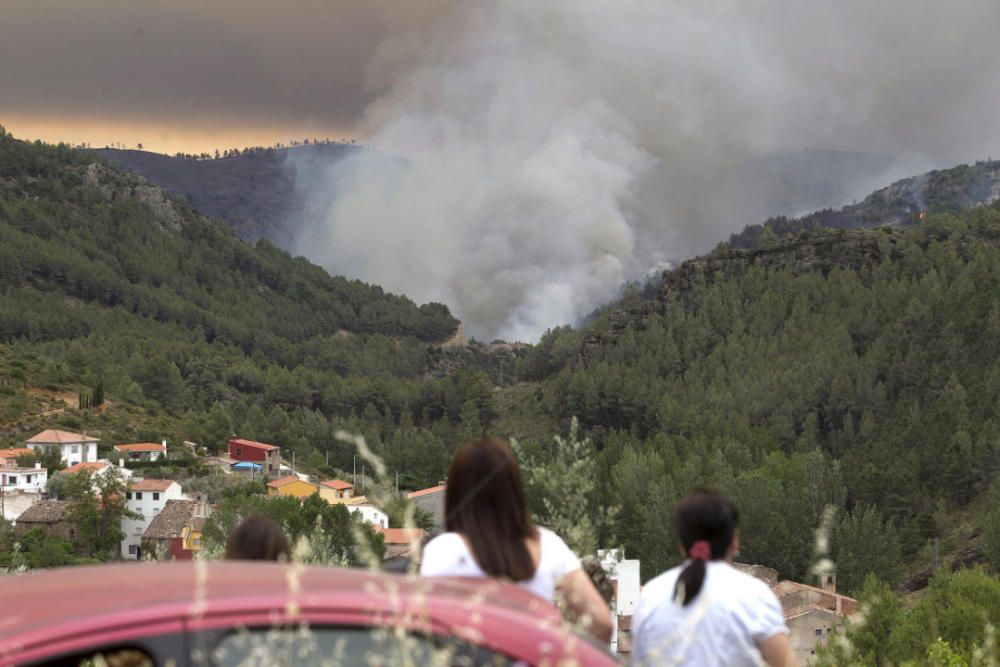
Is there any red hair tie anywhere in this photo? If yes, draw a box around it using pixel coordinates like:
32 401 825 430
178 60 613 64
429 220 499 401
688 540 711 561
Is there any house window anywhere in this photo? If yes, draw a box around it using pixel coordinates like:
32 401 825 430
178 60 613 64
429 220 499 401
236 447 242 457
153 492 160 500
26 475 32 483
815 629 823 637
8 476 15 484
135 492 143 500
71 445 79 454
126 492 132 500
129 545 138 555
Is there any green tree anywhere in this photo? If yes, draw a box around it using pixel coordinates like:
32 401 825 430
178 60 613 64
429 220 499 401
64 467 136 559
17 448 64 476
516 418 617 556
831 504 903 595
981 477 1000 572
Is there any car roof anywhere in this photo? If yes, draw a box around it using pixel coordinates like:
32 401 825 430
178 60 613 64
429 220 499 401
0 562 607 664
1 561 555 632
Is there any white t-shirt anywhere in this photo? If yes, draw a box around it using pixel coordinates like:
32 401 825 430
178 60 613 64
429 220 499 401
632 561 788 667
419 526 581 601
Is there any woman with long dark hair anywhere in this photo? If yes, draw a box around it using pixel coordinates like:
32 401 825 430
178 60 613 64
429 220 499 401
419 436 612 642
632 488 795 666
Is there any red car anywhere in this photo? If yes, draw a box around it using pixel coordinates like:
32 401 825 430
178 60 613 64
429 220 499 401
0 561 619 666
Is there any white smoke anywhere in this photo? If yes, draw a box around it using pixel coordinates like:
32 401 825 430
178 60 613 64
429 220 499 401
294 0 1000 341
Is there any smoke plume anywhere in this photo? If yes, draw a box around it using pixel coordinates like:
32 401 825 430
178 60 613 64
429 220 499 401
294 1 1000 341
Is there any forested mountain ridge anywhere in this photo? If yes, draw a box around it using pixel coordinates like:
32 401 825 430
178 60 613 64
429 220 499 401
94 143 359 248
0 129 457 347
728 159 1000 248
518 203 1000 601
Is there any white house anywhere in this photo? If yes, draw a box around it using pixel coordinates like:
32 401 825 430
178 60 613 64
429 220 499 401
599 548 642 655
0 462 47 493
348 503 389 529
60 460 133 492
121 479 185 560
114 442 166 462
27 429 99 466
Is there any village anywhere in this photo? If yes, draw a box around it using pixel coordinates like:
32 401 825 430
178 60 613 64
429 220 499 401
1 428 857 662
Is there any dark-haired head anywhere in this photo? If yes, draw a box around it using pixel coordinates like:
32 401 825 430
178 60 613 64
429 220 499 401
444 436 538 581
225 515 290 562
673 488 739 606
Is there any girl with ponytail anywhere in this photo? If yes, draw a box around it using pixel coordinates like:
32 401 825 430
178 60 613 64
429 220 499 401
632 488 795 666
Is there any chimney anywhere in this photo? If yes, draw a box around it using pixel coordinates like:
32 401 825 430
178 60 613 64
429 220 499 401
35 461 42 470
119 458 125 468
162 439 167 459
823 573 836 595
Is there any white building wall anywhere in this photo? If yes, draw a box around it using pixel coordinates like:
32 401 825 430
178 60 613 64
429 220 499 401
30 441 98 466
2 491 41 522
599 548 642 653
0 465 48 493
120 482 185 559
350 505 389 528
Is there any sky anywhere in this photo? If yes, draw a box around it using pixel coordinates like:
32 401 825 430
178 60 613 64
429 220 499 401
0 0 439 152
4 1 1000 340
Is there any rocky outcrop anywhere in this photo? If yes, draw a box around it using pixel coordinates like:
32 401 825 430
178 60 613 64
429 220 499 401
83 162 185 231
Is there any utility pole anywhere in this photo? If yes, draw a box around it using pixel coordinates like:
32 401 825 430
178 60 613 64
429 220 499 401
353 456 356 487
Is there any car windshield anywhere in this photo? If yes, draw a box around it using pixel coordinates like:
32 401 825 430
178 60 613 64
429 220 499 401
209 625 516 667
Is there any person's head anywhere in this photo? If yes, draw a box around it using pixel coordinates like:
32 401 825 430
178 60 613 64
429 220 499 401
444 435 538 581
673 488 740 606
224 515 290 562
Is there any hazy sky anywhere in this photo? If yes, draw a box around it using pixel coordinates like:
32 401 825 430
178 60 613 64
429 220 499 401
0 0 447 152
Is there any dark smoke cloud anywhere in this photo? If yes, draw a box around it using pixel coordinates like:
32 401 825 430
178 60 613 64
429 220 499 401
0 0 435 127
295 1 1000 341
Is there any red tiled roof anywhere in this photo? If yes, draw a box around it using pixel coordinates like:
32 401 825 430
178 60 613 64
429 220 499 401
375 527 426 544
130 479 178 492
229 438 279 451
266 476 302 488
407 484 446 499
114 443 165 452
321 479 353 490
63 461 111 475
27 429 99 444
0 448 34 460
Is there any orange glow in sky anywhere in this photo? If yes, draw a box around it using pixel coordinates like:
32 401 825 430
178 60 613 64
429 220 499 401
2 114 358 155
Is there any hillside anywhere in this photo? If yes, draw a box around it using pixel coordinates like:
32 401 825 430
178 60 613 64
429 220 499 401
520 204 1000 596
728 159 1000 248
0 129 503 489
94 143 359 247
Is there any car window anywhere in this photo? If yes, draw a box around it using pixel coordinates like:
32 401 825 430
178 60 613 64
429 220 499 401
208 625 516 667
30 646 156 667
